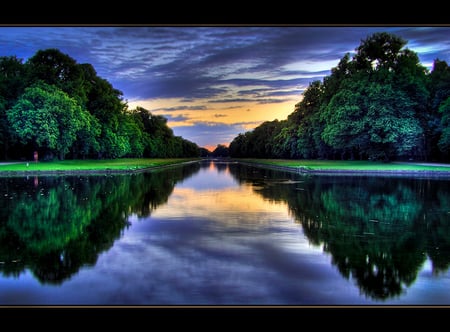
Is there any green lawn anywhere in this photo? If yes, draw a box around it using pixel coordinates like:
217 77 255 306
0 158 200 173
1 157 450 174
237 158 450 172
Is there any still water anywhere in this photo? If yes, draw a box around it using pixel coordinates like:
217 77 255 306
1 160 450 305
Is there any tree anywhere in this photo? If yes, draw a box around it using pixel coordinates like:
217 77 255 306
6 82 98 160
25 48 87 105
438 96 450 157
322 77 423 161
211 144 230 157
228 32 447 162
0 48 203 160
428 59 450 161
321 80 368 159
354 32 408 72
130 106 200 158
321 32 425 161
229 132 250 158
199 147 210 157
0 55 27 159
180 138 200 157
131 106 155 157
287 80 325 159
393 48 430 160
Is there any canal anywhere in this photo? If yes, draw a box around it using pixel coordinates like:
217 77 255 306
1 159 450 305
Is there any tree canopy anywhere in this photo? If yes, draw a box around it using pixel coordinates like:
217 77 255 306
230 32 450 162
0 48 201 160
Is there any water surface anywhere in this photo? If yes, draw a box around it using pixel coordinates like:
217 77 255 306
1 160 450 305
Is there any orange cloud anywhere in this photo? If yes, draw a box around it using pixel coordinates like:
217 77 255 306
128 97 297 128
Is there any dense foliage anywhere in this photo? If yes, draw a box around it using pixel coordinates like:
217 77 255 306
0 48 201 160
229 32 450 162
228 164 450 300
0 163 201 283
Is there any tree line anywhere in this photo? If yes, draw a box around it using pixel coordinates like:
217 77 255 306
229 32 450 162
0 48 201 161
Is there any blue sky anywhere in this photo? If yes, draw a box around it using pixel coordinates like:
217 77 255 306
1 26 449 150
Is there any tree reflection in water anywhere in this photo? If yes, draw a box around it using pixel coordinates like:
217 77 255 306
228 163 450 301
0 163 200 285
1 160 450 302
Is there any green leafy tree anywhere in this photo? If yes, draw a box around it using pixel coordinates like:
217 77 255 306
321 79 368 159
78 63 129 158
0 48 202 160
231 120 284 158
322 78 422 161
211 144 230 157
145 112 176 157
0 55 28 159
438 96 450 155
287 80 325 159
229 132 250 158
230 32 438 162
393 49 430 160
322 53 355 103
25 48 87 106
428 59 450 161
354 32 407 71
228 167 440 301
6 82 97 160
321 32 425 161
365 82 423 160
180 138 201 157
130 106 153 157
70 112 101 159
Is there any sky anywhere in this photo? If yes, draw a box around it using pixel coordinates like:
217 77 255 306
1 25 450 151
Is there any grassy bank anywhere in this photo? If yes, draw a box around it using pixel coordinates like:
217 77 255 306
237 159 450 171
0 158 200 175
2 157 450 177
236 158 450 176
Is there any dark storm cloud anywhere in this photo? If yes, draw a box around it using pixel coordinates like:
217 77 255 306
153 105 207 112
124 76 229 99
208 97 295 105
75 27 378 99
2 25 450 147
257 98 292 104
2 26 449 102
208 98 256 104
264 90 302 97
233 77 307 87
163 114 190 122
237 88 303 98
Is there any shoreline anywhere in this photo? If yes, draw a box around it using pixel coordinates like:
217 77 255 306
1 158 450 178
237 160 450 178
0 160 200 177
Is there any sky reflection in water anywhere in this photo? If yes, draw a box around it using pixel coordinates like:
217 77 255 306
2 161 450 305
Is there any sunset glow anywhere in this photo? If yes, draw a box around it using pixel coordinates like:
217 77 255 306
152 185 292 224
128 97 298 149
1 26 449 149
